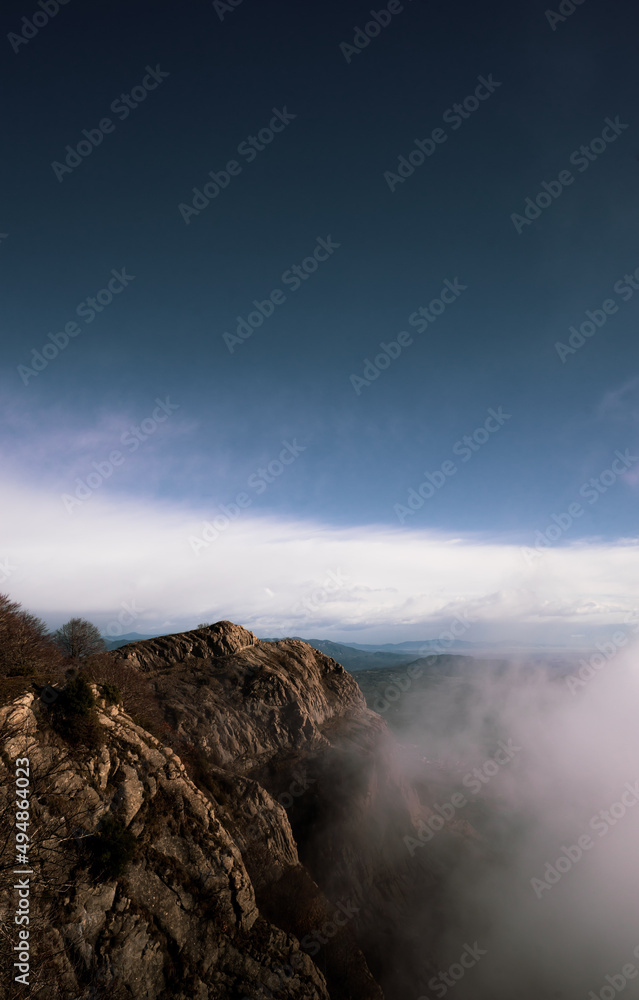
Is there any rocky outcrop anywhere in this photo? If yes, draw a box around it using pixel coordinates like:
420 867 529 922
113 628 463 996
0 689 333 1000
113 632 368 768
0 622 477 1000
113 620 258 672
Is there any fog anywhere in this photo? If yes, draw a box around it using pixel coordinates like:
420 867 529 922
387 636 639 999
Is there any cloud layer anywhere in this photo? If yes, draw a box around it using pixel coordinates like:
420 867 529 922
1 476 637 643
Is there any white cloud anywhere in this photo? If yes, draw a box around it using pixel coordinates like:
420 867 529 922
1 477 638 645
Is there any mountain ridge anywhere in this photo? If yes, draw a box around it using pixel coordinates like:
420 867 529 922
1 620 478 999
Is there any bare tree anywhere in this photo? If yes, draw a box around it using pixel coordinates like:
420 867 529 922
0 593 60 678
54 618 105 661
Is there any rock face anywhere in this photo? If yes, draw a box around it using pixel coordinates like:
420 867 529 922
0 689 332 1000
113 620 258 672
114 631 369 768
0 623 473 999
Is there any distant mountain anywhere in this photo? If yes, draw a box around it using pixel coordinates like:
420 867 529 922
101 632 164 651
302 639 418 672
346 638 589 653
344 639 478 652
259 637 417 671
353 654 497 734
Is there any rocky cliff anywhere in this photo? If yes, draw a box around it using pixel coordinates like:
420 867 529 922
0 622 477 1000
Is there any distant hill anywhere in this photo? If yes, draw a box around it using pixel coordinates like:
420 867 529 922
303 639 419 672
344 639 478 652
101 632 164 651
352 655 498 735
259 637 416 671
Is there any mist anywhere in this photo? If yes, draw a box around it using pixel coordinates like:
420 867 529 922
375 634 639 998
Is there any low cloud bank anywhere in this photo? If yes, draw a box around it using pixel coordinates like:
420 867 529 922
390 644 639 998
1 477 637 646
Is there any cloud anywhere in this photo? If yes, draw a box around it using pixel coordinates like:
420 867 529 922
1 476 638 643
392 640 639 998
596 377 639 421
0 392 198 492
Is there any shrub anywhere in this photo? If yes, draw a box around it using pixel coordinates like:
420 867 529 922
85 814 137 880
101 683 121 706
0 675 35 704
62 674 95 714
7 663 36 677
83 656 168 740
49 673 102 747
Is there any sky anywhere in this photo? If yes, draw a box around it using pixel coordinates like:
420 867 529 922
1 0 638 644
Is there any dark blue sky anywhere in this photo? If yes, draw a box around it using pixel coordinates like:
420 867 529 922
2 0 638 638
